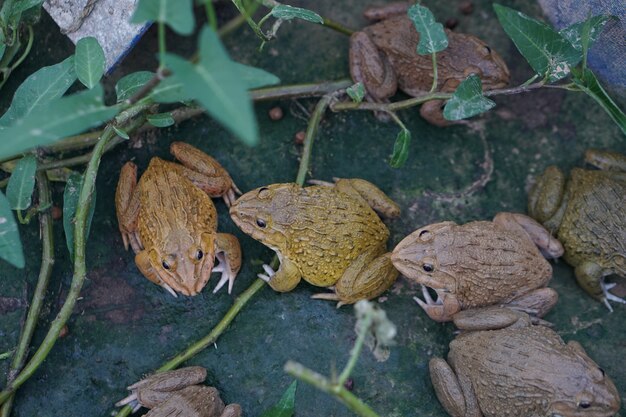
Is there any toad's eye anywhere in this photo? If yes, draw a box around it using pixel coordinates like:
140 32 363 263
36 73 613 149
258 187 270 198
256 218 267 228
418 230 432 240
484 45 492 54
578 402 591 409
162 261 171 270
423 263 434 272
196 250 204 260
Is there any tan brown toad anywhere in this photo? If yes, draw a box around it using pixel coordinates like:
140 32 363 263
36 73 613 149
430 308 621 417
116 367 242 417
229 178 400 306
115 142 242 297
391 212 563 322
349 2 510 126
528 149 626 311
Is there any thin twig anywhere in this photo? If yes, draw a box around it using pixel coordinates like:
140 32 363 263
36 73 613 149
0 172 55 417
284 361 380 417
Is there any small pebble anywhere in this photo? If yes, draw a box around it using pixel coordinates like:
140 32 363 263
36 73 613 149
445 18 459 30
59 324 69 338
344 378 354 391
459 0 474 15
51 205 62 220
294 131 306 145
269 107 284 121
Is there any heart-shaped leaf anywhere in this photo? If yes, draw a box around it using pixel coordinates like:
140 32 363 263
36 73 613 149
407 4 448 54
163 27 259 145
443 74 496 121
493 4 581 82
347 82 365 103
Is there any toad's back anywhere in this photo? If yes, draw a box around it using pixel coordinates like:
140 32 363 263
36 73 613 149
137 157 217 248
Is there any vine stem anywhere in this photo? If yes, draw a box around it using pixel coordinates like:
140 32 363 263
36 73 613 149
429 52 437 93
337 312 372 386
284 361 380 417
0 79 352 170
331 81 562 113
113 91 335 417
0 126 115 405
0 172 55 417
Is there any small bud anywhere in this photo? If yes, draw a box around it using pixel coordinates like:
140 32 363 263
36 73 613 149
294 131 306 145
445 18 459 30
51 205 62 220
459 1 474 15
343 378 354 391
269 107 284 121
59 325 69 338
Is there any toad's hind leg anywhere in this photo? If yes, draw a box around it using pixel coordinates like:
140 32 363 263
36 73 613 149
333 178 400 218
212 233 242 294
585 149 626 172
429 358 471 417
327 247 398 306
169 141 241 206
493 212 564 258
115 161 142 253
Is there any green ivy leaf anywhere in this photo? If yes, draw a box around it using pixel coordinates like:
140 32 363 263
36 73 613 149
443 74 496 121
75 37 105 89
493 4 581 82
63 172 96 260
0 55 76 127
115 71 155 102
259 381 297 417
164 27 259 145
6 155 37 210
0 85 119 160
389 129 411 168
147 113 175 127
407 4 448 54
346 82 365 103
559 15 611 52
149 77 186 103
233 63 281 90
131 0 195 35
572 68 626 136
0 190 24 268
270 5 323 24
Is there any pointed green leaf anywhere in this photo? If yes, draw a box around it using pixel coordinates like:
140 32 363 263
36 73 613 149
0 55 76 127
0 85 119 160
572 68 626 136
115 71 155 102
270 5 323 24
233 63 280 90
149 77 187 103
131 0 195 35
443 74 496 121
6 155 37 210
113 126 130 140
493 4 581 82
347 82 365 103
164 27 258 145
147 113 175 127
75 37 106 89
559 15 611 52
0 190 24 268
389 129 411 168
259 381 297 417
63 172 96 260
407 4 448 54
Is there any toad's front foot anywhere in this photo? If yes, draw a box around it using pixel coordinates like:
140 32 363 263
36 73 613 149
257 264 275 283
602 282 626 312
414 285 460 322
